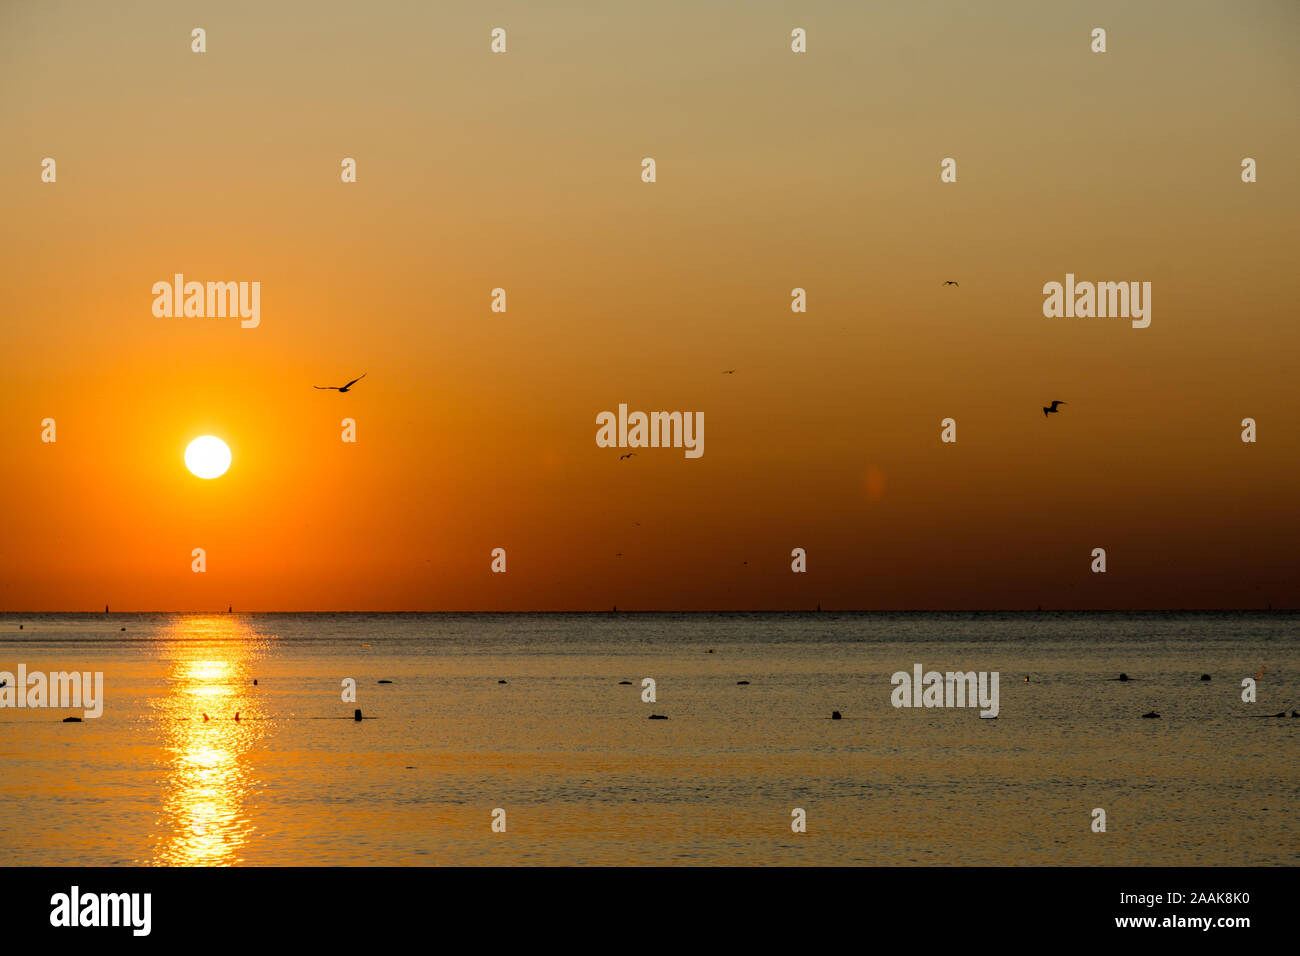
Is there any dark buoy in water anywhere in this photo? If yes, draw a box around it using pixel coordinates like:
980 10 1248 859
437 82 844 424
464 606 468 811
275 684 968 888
498 679 507 684
18 624 22 629
234 712 240 721
378 679 392 684
831 711 842 720
618 680 633 685
202 713 209 721
354 708 363 721
1141 711 1160 719
648 714 668 720
120 627 125 631
63 716 82 723
1292 711 1300 718
253 679 258 686
736 680 750 685
1200 674 1211 681
1118 673 1130 682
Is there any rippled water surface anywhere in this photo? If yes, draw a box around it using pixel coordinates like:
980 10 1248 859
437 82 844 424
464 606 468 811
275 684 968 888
0 612 1295 865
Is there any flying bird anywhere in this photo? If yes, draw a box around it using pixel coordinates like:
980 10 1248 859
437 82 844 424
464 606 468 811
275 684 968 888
619 452 636 460
943 280 959 287
1043 400 1066 418
315 373 366 392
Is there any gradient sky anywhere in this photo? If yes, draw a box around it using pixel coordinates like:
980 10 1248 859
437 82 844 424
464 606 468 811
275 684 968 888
2 0 1298 610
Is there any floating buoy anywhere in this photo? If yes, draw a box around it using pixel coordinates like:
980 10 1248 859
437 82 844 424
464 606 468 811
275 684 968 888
377 679 392 684
1200 674 1211 681
1142 711 1160 719
618 680 633 685
648 714 668 720
62 716 82 723
498 680 507 684
736 680 750 685
354 709 363 721
1118 673 1130 682
831 711 842 720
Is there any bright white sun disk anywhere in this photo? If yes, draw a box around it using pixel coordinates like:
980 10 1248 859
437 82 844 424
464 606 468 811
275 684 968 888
185 436 232 479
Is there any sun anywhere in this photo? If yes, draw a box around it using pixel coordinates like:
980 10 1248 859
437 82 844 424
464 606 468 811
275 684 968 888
185 436 232 479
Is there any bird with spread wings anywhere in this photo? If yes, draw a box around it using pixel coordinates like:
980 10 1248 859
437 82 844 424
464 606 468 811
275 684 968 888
315 374 366 392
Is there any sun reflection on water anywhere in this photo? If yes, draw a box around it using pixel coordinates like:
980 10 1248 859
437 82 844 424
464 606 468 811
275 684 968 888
150 616 268 866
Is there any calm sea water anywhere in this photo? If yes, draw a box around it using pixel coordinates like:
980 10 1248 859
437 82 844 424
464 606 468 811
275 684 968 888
0 612 1295 866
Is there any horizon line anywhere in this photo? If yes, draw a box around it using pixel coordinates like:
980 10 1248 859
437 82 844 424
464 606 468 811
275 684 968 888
0 607 1293 615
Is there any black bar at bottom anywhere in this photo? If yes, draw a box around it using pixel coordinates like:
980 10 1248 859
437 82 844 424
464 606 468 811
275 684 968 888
0 866 1288 942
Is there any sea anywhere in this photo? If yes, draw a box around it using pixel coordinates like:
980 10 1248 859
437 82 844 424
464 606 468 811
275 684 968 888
0 611 1295 866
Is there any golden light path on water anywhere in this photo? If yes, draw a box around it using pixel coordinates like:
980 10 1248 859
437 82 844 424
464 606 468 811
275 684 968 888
150 616 266 866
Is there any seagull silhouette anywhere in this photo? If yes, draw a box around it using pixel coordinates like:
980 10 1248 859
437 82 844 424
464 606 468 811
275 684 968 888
619 452 636 460
315 373 366 392
1043 400 1066 418
943 280 959 287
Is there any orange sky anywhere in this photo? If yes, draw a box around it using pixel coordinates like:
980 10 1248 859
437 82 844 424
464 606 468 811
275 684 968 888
2 1 1297 610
